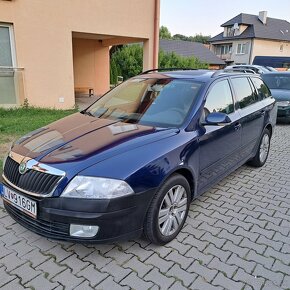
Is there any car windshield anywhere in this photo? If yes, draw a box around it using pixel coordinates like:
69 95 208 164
85 78 203 127
262 74 290 90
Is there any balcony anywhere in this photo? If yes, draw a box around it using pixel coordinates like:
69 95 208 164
0 67 25 107
216 53 233 61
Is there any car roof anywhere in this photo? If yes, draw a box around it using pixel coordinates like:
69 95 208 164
226 64 270 72
262 71 290 76
136 69 258 82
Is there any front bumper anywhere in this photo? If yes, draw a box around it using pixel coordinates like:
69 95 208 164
277 106 290 122
1 182 155 243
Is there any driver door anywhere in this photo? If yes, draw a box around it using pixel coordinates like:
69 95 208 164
198 79 242 192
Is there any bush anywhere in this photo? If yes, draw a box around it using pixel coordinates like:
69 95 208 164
110 45 208 82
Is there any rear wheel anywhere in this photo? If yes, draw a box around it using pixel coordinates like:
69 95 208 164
144 174 190 245
248 128 271 167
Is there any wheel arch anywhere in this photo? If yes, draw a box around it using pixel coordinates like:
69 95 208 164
165 167 197 200
265 123 273 137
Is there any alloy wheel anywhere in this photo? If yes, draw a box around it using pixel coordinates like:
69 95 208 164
158 185 188 236
259 133 270 163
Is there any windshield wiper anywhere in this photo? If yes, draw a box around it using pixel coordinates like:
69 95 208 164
82 110 95 117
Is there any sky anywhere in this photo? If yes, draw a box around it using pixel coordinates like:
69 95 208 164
160 0 290 37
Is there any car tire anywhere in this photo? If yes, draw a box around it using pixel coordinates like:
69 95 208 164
144 174 191 245
248 128 271 167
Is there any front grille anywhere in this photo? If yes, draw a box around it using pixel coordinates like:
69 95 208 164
4 202 69 237
3 156 62 195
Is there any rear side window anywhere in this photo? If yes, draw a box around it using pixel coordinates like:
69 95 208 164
231 77 259 109
204 80 234 115
251 77 271 100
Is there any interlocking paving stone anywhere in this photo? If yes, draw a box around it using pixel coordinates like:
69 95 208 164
60 254 90 274
212 272 244 290
253 264 284 287
208 257 238 278
165 249 194 270
167 264 198 287
1 278 25 290
10 262 42 284
1 125 290 289
233 268 265 290
100 260 132 282
52 268 85 289
0 265 17 287
145 253 174 273
91 276 127 290
25 274 60 290
36 258 67 280
120 272 153 290
123 256 153 278
76 264 108 287
144 268 175 289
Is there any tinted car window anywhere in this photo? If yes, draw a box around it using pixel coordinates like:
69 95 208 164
262 74 290 90
202 80 234 121
251 77 271 99
231 77 258 109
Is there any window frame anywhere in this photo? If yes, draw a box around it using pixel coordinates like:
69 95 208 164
0 23 16 68
236 43 246 55
200 78 236 124
230 76 260 110
250 76 271 100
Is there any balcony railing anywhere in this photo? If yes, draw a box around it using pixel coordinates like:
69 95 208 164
0 67 25 107
216 53 232 61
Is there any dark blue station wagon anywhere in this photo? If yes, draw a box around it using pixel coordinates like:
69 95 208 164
1 69 277 245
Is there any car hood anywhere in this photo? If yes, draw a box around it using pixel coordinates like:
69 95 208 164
269 89 290 101
11 113 178 168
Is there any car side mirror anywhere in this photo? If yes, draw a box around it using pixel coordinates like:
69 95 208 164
205 112 231 125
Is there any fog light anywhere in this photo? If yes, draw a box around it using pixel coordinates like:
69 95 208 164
70 224 99 238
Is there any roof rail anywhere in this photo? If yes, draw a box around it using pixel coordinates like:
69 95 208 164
224 68 256 74
140 68 198 75
211 68 256 78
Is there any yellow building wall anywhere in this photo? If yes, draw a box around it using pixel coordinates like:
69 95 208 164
0 0 159 108
72 39 110 97
251 39 290 63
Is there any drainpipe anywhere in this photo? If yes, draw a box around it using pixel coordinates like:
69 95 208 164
249 38 254 64
153 0 160 69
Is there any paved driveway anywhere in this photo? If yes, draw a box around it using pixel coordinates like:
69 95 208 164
0 125 290 290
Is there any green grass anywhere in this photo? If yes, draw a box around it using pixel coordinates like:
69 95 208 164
0 107 77 171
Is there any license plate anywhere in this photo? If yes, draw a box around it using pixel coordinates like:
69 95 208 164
2 186 37 218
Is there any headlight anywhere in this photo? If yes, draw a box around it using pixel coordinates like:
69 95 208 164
61 176 134 199
277 101 290 107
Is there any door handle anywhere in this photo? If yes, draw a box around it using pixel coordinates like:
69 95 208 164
234 122 242 131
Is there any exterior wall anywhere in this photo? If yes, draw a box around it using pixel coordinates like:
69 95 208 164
210 39 252 64
250 39 290 63
231 40 252 64
72 39 110 97
0 0 159 108
211 38 290 66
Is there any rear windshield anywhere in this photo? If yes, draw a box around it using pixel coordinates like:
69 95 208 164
262 74 290 90
85 78 203 128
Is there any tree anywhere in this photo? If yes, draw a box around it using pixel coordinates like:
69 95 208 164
159 26 172 39
110 45 143 83
190 34 211 44
159 50 208 69
110 44 208 83
173 33 211 44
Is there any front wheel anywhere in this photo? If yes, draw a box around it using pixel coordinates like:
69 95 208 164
144 174 191 245
248 128 271 167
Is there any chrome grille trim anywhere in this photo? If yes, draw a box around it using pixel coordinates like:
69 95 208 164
8 151 65 176
2 151 66 197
